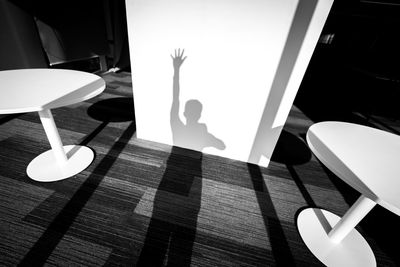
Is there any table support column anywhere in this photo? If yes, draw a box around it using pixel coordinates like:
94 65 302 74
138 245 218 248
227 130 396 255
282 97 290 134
38 109 68 165
328 195 376 243
297 199 377 266
28 109 95 182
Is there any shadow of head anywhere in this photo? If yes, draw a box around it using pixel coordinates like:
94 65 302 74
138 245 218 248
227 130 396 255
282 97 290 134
184 99 202 124
87 97 135 123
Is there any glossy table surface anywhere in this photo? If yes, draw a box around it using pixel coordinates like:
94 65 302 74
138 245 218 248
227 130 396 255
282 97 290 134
0 68 105 114
307 121 400 215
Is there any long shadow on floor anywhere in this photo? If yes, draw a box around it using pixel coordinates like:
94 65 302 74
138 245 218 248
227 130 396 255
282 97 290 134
18 97 135 266
136 147 202 267
271 130 316 207
247 133 311 267
247 162 296 266
246 130 315 266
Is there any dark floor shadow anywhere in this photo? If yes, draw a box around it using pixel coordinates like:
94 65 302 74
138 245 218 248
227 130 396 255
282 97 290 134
87 97 135 123
0 113 22 125
137 49 225 266
288 163 333 237
272 131 335 249
271 130 312 166
136 146 202 267
320 165 359 207
270 130 316 207
81 97 135 147
361 206 400 265
247 163 295 266
18 97 136 266
297 126 365 209
66 97 134 159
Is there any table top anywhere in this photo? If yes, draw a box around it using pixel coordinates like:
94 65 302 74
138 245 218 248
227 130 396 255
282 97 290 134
307 121 400 216
0 69 105 114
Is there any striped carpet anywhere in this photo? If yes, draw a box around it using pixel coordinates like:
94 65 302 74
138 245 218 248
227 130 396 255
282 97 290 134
0 71 399 266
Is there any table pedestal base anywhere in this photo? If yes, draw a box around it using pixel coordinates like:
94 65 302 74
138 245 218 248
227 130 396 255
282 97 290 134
27 145 94 182
297 208 375 267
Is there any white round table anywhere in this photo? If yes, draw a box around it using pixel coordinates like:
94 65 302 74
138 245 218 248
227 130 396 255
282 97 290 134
0 69 105 182
297 121 400 266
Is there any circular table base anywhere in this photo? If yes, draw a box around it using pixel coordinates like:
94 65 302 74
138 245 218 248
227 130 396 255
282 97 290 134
297 208 376 267
27 145 94 182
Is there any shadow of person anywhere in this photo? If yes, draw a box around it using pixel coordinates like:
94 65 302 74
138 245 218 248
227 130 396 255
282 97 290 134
137 49 225 266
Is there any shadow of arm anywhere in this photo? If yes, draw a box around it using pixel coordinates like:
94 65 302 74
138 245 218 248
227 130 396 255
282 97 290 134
170 49 186 128
206 131 226 150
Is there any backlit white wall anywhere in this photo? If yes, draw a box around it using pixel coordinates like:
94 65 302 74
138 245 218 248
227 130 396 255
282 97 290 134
125 0 333 167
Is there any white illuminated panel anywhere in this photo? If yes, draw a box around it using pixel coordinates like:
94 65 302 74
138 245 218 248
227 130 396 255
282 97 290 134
125 0 333 167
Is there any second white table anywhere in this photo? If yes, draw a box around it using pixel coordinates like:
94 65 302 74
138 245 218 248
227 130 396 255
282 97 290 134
297 121 400 266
